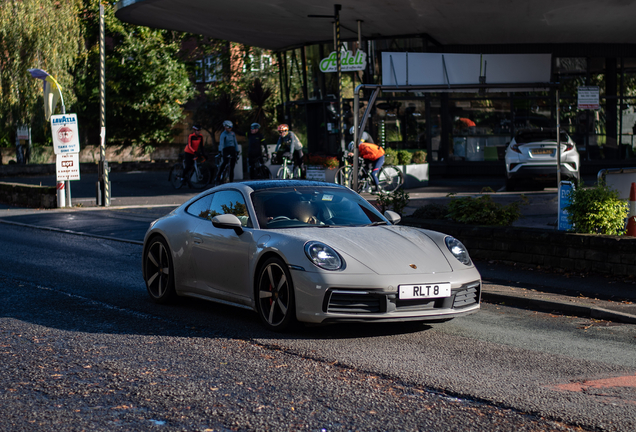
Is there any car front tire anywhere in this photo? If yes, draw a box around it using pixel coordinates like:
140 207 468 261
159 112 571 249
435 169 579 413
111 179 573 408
256 257 296 331
144 236 177 304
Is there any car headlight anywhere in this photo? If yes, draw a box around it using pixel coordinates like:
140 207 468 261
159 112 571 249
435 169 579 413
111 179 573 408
445 236 472 266
304 241 344 271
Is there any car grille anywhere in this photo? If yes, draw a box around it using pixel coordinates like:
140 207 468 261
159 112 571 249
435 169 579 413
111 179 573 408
452 282 481 309
325 290 385 313
324 281 481 314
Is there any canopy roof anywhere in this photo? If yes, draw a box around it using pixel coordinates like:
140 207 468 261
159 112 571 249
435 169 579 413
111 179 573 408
115 0 636 51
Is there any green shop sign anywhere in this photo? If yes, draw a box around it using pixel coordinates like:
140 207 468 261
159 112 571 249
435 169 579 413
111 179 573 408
319 50 367 73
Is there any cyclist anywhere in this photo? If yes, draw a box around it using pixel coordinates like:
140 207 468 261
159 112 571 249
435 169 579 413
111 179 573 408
183 125 206 188
349 126 375 144
348 132 386 194
246 122 267 179
215 120 240 184
275 124 305 179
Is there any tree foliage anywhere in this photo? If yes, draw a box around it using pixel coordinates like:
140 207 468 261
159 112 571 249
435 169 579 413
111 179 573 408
0 0 83 145
75 1 195 150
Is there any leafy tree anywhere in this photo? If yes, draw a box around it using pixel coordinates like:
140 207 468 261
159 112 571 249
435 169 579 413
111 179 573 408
74 1 195 151
193 42 279 145
0 0 83 146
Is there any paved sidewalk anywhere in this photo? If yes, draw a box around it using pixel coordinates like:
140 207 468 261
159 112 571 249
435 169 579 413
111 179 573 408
1 170 635 324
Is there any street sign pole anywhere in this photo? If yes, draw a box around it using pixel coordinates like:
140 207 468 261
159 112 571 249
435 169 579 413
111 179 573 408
98 3 110 206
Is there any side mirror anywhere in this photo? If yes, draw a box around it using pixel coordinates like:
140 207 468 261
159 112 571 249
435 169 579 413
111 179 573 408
212 214 244 235
384 210 401 225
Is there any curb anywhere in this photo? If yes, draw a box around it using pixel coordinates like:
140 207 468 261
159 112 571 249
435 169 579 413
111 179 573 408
482 292 636 324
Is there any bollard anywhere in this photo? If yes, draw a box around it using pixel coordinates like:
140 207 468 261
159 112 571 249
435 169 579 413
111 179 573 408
627 182 636 236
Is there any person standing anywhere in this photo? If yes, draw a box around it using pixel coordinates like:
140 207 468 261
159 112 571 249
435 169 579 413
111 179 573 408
275 124 305 179
183 125 206 187
246 123 266 179
216 120 240 184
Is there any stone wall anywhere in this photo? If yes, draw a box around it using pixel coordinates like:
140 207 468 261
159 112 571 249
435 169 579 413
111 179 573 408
0 182 56 209
403 217 636 277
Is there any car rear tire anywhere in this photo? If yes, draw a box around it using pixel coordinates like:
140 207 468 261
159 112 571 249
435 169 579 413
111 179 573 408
256 257 296 331
144 236 177 304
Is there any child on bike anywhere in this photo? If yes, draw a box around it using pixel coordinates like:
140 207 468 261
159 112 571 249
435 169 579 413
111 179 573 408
348 128 385 194
215 120 240 184
184 125 207 188
275 124 305 179
246 123 267 179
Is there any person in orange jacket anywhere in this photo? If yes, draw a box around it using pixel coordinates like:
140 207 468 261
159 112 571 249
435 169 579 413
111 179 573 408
183 125 206 187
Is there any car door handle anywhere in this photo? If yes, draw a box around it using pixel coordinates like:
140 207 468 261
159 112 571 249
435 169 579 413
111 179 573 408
193 237 202 244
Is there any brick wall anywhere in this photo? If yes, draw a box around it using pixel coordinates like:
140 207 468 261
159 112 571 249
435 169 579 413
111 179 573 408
403 217 636 277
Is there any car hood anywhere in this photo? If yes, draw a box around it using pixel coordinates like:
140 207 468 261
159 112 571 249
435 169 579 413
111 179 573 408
276 225 454 275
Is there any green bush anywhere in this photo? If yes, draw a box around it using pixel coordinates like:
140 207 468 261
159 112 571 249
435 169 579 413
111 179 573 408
447 194 526 226
565 183 628 235
384 147 398 165
412 202 448 219
375 188 410 216
411 150 427 164
397 149 411 165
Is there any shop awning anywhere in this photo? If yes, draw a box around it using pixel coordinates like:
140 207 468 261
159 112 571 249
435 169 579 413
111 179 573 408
115 0 636 51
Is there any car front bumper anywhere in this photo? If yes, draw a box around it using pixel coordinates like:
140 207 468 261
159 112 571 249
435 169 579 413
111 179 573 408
291 267 481 324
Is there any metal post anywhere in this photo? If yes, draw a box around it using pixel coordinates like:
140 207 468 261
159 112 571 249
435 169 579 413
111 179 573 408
556 89 561 187
98 4 110 206
353 87 360 192
335 4 344 154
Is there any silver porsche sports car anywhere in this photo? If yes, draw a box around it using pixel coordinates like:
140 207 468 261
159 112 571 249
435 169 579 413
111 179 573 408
142 180 481 331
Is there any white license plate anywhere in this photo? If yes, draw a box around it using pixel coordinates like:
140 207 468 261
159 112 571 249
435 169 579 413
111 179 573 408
399 283 451 300
532 148 553 155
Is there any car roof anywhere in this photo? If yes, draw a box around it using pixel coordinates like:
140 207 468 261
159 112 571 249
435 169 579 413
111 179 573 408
514 128 570 143
236 179 348 192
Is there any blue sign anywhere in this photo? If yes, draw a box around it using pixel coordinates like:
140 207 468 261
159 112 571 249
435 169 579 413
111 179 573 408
558 181 574 231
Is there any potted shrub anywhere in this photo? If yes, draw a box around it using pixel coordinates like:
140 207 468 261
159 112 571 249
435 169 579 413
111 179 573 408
396 149 428 188
305 154 339 182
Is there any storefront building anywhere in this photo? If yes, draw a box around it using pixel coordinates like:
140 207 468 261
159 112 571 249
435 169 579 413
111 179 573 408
279 40 636 172
116 1 636 172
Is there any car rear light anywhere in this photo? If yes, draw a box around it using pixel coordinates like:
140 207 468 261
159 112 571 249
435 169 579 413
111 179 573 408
564 143 574 151
509 163 519 170
510 144 522 154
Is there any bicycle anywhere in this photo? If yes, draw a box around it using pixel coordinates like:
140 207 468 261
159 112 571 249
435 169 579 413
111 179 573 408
215 151 241 185
334 156 404 193
249 145 272 180
274 152 301 179
168 153 214 189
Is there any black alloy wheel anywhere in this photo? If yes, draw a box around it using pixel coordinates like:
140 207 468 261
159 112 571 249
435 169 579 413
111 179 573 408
256 257 296 331
144 237 177 304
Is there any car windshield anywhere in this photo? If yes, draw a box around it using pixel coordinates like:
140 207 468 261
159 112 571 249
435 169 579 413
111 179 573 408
251 186 387 229
515 130 569 144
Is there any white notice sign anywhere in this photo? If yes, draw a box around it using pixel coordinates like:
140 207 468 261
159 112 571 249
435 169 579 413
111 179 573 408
56 153 80 181
578 86 600 110
50 113 80 154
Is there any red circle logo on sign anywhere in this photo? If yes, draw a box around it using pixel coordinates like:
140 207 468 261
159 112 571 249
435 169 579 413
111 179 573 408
57 126 73 143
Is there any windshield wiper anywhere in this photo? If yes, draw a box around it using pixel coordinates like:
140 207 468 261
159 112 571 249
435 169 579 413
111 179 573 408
366 221 388 226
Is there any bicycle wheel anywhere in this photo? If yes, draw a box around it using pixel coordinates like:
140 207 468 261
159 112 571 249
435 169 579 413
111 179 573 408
169 164 184 189
257 165 272 179
378 165 404 192
334 165 353 187
276 166 293 179
189 164 212 189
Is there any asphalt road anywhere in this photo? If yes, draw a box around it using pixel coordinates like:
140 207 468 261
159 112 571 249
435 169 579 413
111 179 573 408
1 222 635 431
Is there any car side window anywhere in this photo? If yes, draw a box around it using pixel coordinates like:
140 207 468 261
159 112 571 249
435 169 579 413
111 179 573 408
209 190 252 228
185 194 215 219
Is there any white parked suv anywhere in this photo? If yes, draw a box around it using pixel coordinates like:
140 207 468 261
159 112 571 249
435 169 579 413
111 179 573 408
504 129 580 191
